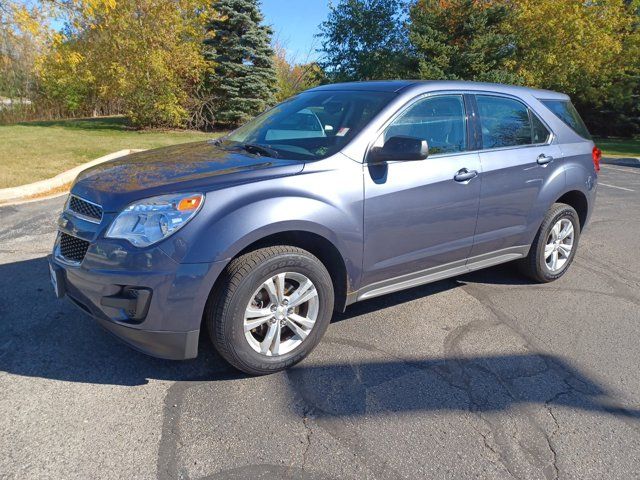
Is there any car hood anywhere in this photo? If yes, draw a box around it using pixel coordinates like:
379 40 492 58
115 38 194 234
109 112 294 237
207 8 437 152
70 141 305 212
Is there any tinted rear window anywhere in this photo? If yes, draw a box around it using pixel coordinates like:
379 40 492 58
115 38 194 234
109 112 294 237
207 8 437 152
476 95 532 148
541 100 591 139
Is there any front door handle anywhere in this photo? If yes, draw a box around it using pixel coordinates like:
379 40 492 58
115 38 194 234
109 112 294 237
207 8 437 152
454 168 478 182
537 154 554 165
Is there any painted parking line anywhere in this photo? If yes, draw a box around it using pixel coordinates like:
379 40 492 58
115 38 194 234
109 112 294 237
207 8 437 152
603 165 640 175
599 182 635 192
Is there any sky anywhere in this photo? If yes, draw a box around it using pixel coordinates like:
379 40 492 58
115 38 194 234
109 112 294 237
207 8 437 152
40 0 332 62
261 0 331 62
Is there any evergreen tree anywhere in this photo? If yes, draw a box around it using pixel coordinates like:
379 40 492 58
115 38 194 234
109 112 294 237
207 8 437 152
408 0 519 84
203 0 277 127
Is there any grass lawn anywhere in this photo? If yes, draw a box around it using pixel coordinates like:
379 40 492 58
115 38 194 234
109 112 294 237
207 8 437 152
0 116 223 188
595 137 640 158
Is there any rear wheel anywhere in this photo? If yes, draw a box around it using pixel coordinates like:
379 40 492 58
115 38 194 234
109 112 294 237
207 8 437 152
206 246 334 375
519 203 581 282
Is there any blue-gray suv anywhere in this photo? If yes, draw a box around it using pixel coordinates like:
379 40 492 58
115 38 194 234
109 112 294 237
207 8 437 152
49 80 599 374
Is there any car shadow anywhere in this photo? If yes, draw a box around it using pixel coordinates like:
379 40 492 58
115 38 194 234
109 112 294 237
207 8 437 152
286 354 640 421
334 262 534 325
0 256 238 386
1 256 638 424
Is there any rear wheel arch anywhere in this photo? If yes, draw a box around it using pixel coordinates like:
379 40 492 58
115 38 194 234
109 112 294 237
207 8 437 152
555 190 588 229
519 202 581 282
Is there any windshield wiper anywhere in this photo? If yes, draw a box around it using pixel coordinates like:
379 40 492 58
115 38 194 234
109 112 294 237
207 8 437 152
241 143 279 158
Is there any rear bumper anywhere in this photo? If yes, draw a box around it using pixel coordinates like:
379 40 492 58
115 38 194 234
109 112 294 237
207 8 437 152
584 175 597 230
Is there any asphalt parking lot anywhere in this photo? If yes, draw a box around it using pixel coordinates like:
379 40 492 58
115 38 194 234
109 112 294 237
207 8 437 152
1 161 639 480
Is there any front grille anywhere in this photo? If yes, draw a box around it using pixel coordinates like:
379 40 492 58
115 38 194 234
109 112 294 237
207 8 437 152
68 195 103 223
59 233 90 263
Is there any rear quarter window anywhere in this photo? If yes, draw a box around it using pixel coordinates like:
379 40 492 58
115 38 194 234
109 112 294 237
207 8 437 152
541 100 591 139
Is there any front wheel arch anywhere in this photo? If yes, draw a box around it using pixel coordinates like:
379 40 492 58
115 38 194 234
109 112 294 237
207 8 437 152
206 229 350 318
205 245 335 375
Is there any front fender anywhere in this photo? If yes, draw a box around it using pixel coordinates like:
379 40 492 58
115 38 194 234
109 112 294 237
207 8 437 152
196 200 359 266
159 156 364 290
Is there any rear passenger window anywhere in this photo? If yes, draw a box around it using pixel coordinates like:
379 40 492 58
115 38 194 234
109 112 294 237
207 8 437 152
385 95 467 154
531 113 551 144
476 95 533 148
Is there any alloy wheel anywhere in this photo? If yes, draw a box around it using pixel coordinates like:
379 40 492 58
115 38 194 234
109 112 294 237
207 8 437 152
243 272 319 356
544 218 574 273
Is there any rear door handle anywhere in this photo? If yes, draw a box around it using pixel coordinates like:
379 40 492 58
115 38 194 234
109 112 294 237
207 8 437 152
454 168 478 182
537 154 554 165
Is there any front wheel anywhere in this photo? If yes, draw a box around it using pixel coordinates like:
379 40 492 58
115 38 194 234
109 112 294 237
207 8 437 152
519 203 581 282
206 246 334 375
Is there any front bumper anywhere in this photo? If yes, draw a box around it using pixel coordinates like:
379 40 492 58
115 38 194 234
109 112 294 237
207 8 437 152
49 251 224 360
49 209 227 359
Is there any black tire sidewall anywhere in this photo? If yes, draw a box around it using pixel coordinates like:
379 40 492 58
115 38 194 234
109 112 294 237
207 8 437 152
536 206 580 281
221 252 333 374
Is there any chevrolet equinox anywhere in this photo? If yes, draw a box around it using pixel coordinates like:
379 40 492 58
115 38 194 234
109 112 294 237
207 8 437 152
49 81 599 374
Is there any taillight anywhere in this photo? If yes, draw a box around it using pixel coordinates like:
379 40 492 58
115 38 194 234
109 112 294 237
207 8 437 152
592 146 602 172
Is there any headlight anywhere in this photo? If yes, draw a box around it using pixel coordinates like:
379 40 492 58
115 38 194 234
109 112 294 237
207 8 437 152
106 193 204 247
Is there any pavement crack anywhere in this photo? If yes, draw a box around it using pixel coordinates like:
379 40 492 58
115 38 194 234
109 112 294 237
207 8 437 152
437 292 571 480
286 368 408 480
300 408 314 472
542 399 562 480
467 415 519 479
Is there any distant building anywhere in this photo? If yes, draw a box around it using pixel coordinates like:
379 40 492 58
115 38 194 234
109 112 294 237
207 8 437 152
0 97 32 109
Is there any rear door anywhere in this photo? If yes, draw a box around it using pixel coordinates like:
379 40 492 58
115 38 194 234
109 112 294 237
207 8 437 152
470 94 562 257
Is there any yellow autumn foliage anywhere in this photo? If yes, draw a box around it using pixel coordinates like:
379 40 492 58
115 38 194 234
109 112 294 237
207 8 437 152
505 0 640 106
35 0 212 127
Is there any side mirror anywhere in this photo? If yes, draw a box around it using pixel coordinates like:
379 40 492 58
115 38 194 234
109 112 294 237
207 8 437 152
368 136 429 163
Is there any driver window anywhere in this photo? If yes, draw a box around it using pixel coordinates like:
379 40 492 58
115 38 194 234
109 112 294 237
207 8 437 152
384 95 467 155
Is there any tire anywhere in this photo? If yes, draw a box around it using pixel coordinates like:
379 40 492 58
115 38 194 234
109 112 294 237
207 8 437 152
519 202 581 283
205 246 334 375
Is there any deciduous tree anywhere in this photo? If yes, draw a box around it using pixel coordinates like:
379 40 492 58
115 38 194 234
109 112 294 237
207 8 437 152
273 41 323 102
317 0 412 81
506 0 640 135
37 0 208 127
0 0 50 101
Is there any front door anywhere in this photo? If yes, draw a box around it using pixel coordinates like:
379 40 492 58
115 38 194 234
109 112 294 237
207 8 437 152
361 94 481 295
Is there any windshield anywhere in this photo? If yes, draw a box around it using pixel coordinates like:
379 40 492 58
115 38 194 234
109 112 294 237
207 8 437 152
220 90 395 160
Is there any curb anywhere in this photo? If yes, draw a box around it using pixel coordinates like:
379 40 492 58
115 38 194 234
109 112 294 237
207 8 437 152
0 149 144 205
601 156 640 167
